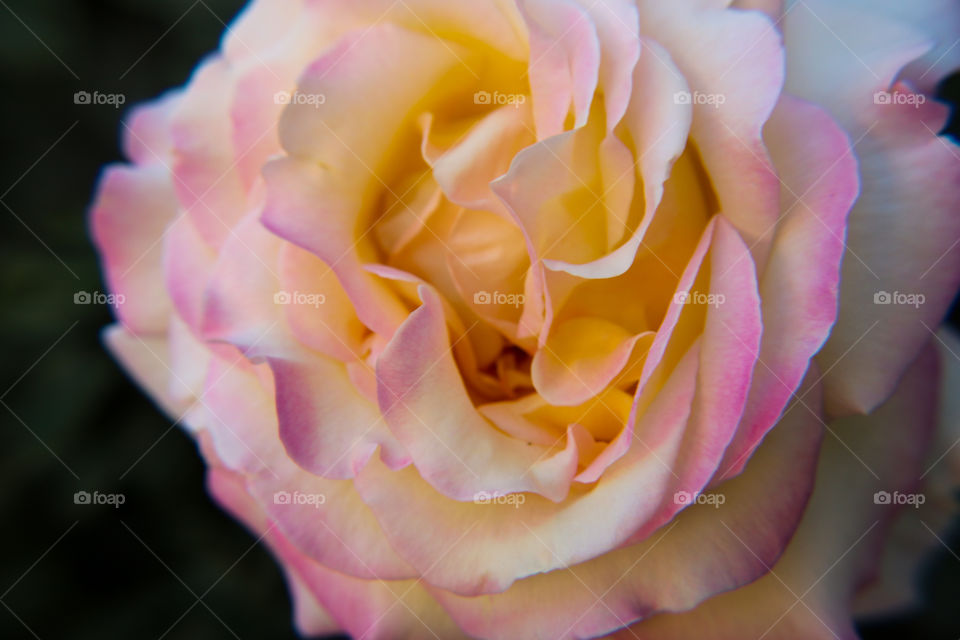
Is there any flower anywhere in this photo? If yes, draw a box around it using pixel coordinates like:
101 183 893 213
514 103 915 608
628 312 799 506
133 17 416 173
91 0 960 638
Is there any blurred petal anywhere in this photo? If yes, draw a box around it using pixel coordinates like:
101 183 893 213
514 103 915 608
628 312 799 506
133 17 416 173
91 165 177 333
611 345 940 640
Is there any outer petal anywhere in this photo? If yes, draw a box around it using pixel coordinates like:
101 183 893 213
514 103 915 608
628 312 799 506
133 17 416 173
786 0 960 94
169 58 249 250
163 213 217 333
856 329 960 615
121 93 179 166
90 165 178 333
205 462 341 639
784 0 960 413
868 0 960 91
815 91 960 414
198 353 417 580
716 95 859 480
611 344 941 640
206 457 463 640
783 0 931 135
102 325 191 420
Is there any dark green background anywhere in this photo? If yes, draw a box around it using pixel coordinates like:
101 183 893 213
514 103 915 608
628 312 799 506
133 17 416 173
0 1 957 638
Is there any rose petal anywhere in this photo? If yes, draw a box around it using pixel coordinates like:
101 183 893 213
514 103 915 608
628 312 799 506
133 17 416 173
518 0 600 138
91 165 178 333
102 325 190 420
610 345 940 640
636 1 783 265
572 0 641 131
531 317 644 407
206 460 462 640
268 351 409 480
170 59 249 250
716 94 859 480
813 88 960 415
121 93 179 166
356 340 704 596
375 285 584 502
199 354 417 580
430 370 823 638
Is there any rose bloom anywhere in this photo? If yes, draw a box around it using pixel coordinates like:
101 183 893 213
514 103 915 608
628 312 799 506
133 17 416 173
91 0 960 638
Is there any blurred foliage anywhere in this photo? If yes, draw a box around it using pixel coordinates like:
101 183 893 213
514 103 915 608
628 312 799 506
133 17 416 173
0 1 957 639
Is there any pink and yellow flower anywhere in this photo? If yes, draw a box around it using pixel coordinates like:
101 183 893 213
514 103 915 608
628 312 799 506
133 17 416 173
92 0 960 637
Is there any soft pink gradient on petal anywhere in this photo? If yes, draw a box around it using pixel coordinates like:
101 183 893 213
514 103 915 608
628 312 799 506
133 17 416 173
431 372 823 639
636 1 783 265
518 0 600 138
91 165 178 333
717 95 859 480
375 285 583 502
357 340 703 596
206 458 465 639
815 89 960 415
611 346 940 640
269 352 409 480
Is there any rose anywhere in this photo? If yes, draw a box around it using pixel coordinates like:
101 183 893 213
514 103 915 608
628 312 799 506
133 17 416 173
90 0 960 638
